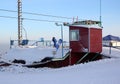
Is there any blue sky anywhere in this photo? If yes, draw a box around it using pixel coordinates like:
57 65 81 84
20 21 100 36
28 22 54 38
0 0 120 44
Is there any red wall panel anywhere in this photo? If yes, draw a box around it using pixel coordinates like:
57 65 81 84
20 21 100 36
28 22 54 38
70 26 89 52
90 28 102 53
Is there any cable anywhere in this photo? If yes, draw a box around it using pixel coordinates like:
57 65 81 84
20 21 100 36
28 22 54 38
0 8 73 19
0 15 64 23
0 9 17 13
0 15 17 19
23 18 64 23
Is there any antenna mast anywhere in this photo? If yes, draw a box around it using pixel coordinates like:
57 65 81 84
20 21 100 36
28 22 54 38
100 0 102 27
18 0 22 45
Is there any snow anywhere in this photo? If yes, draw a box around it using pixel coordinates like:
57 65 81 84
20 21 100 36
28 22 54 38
1 46 69 64
0 46 120 84
102 47 120 58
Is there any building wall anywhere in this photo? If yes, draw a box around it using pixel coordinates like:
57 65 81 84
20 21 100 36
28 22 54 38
70 26 88 52
70 26 102 53
90 28 102 53
103 40 120 47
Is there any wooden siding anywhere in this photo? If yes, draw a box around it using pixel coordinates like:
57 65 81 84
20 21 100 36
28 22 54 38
90 28 102 53
70 26 88 52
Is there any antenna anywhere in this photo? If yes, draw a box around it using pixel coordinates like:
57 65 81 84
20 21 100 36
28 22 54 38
100 0 102 27
18 0 22 45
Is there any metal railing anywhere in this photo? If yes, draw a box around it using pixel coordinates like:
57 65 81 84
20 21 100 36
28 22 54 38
76 52 89 64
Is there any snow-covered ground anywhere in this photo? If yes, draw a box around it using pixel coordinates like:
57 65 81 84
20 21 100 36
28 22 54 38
0 46 120 84
1 46 69 64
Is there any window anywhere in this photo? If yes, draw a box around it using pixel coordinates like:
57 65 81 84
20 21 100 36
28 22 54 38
70 30 79 41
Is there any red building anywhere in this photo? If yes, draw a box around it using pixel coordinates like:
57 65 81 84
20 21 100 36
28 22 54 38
64 20 103 65
69 21 102 53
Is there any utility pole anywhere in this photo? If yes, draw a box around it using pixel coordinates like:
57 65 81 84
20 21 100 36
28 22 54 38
18 0 22 45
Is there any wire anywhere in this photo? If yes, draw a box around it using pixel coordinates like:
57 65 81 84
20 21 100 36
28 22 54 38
0 15 17 19
0 15 64 23
23 18 64 23
0 9 17 13
0 8 73 19
23 12 72 19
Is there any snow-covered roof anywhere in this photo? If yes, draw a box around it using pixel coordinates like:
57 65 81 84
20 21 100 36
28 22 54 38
103 35 120 41
64 20 102 29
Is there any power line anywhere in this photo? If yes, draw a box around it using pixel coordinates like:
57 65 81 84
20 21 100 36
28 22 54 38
23 18 64 23
0 8 73 19
0 15 64 23
23 12 73 19
0 8 87 23
0 15 17 19
0 9 17 13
